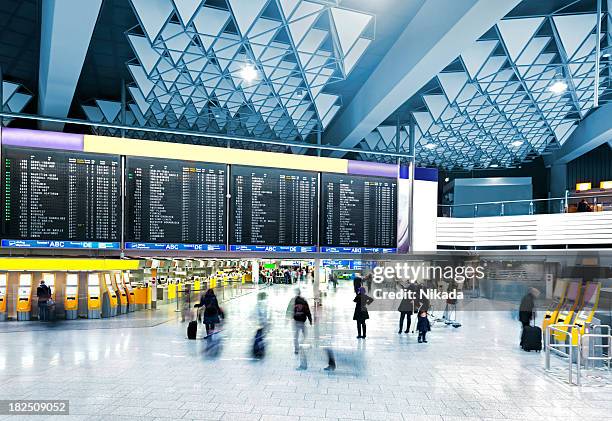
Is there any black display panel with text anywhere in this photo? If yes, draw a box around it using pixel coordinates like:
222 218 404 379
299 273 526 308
125 157 226 251
321 173 397 252
230 166 318 252
1 147 121 249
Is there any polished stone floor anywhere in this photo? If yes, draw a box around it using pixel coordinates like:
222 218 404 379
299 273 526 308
0 282 610 421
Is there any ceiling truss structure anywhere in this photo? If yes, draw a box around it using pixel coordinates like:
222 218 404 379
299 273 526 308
80 0 374 145
360 8 611 169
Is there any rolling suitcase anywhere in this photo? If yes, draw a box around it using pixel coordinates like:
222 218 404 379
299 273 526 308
521 325 542 351
187 320 198 340
252 328 265 359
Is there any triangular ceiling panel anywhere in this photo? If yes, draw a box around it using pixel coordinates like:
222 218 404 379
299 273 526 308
553 13 597 59
227 0 269 36
497 17 544 62
172 0 200 26
461 40 498 79
330 7 372 55
130 0 173 42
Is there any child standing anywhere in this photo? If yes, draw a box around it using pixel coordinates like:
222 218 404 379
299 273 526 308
417 310 431 343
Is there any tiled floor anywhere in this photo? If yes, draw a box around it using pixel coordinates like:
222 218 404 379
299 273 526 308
0 282 610 421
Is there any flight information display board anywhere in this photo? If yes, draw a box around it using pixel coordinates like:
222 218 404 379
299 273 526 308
321 173 397 252
1 147 121 249
230 166 318 251
125 157 226 250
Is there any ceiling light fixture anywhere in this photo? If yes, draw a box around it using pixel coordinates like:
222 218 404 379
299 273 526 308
239 63 258 84
424 143 436 150
548 80 568 95
490 163 499 168
511 140 523 147
603 53 611 58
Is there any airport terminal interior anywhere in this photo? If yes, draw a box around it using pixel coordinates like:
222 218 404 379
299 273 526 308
0 0 612 420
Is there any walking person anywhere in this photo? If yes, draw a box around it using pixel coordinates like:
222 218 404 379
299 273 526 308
353 287 374 339
202 288 223 336
417 310 431 343
518 287 540 347
36 279 51 321
287 288 312 355
397 285 413 334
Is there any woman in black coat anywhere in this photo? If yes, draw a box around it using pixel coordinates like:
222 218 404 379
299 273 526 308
353 287 374 339
397 285 414 334
202 289 222 335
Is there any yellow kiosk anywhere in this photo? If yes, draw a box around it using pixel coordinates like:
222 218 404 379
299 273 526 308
0 273 7 321
102 273 118 318
552 281 582 341
16 273 33 321
64 273 79 320
87 273 102 319
571 282 602 345
122 272 136 312
542 279 569 333
113 273 128 314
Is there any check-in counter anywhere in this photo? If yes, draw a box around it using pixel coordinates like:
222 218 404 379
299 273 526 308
102 273 118 318
16 273 33 321
64 273 79 319
122 273 136 312
113 273 128 314
87 273 102 319
0 273 7 320
134 285 147 310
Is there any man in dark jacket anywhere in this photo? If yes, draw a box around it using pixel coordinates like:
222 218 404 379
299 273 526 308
287 288 312 355
36 280 51 321
519 288 540 328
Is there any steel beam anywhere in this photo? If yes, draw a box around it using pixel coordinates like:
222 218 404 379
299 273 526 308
322 0 522 157
550 102 612 164
38 0 103 131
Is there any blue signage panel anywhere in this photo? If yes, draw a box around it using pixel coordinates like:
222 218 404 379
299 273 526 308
319 246 397 254
230 245 317 253
124 242 226 251
1 239 120 249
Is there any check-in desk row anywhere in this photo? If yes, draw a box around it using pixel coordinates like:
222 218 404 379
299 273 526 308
0 272 152 321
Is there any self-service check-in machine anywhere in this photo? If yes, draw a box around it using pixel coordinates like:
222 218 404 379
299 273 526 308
102 273 118 318
16 273 33 321
64 273 79 320
542 279 569 333
0 273 7 321
553 281 582 341
122 272 136 312
87 273 102 319
571 282 602 345
113 273 128 314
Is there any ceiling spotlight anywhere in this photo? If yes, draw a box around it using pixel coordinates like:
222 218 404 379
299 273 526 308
511 140 523 147
603 53 611 58
424 143 436 150
548 80 568 94
239 63 258 84
444 177 450 182
490 163 499 168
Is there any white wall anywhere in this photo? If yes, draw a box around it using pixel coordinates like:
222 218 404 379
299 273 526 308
413 180 438 251
437 211 612 247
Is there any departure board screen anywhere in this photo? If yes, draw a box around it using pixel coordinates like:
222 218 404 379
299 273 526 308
1 147 121 248
125 157 226 250
321 173 397 251
230 166 318 250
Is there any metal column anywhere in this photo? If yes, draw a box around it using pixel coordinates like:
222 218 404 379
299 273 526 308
407 115 416 253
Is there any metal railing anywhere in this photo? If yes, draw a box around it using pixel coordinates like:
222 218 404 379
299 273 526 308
440 192 612 218
545 323 612 386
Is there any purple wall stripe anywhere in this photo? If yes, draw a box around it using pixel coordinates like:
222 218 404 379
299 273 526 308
347 160 398 178
1 128 84 151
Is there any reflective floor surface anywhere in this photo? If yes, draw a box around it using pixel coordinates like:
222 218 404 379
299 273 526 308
0 282 610 421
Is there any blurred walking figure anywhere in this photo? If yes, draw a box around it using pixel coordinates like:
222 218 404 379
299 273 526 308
252 291 269 359
287 288 312 358
353 275 363 294
202 288 223 336
365 273 373 293
353 287 374 339
397 284 414 334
